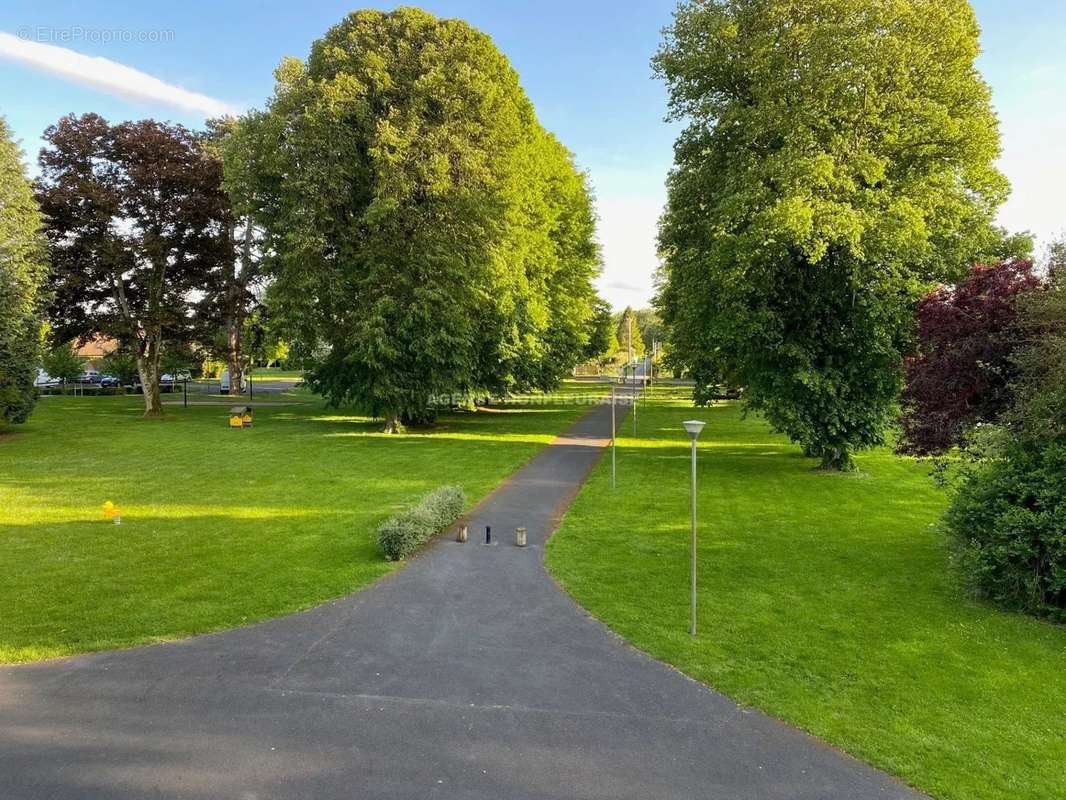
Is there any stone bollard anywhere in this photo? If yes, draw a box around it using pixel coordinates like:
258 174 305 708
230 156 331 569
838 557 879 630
457 524 468 543
515 527 527 547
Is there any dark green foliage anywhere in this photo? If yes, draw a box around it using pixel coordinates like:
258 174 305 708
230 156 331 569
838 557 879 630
0 116 47 424
944 265 1066 620
378 485 466 561
582 298 616 362
234 9 600 430
99 348 139 385
41 342 83 383
946 438 1065 621
1009 263 1066 441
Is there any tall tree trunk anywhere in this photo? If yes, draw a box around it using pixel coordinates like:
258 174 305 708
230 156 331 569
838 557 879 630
225 219 254 396
818 446 855 472
136 334 163 418
226 306 242 397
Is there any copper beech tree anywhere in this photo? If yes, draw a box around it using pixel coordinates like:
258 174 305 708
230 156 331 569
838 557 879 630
898 259 1041 455
36 114 232 416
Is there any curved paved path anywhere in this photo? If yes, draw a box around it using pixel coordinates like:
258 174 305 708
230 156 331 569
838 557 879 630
0 386 923 799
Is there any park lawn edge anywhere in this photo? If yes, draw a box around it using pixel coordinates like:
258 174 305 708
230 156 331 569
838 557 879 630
0 391 600 664
543 392 1065 800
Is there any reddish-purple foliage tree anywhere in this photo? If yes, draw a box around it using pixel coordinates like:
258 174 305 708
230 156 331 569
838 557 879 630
898 259 1042 455
36 114 233 417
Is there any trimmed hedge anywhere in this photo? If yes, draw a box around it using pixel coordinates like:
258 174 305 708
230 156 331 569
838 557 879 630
378 485 465 561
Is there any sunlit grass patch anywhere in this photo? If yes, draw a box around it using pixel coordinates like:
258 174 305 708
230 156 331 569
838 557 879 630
547 398 1066 800
0 389 587 663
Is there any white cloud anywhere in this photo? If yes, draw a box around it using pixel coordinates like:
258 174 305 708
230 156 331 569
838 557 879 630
0 31 238 117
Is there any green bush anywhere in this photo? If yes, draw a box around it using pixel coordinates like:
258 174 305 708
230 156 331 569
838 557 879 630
377 485 465 561
100 349 139 385
945 438 1066 621
42 342 83 383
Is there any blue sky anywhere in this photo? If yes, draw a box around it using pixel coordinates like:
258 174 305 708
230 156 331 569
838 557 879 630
1 1 1063 309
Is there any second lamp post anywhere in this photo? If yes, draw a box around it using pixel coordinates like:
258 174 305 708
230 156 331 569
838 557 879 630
682 419 706 636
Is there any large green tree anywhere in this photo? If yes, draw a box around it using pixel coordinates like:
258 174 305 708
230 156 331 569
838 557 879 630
654 0 1016 469
0 116 47 424
233 8 600 430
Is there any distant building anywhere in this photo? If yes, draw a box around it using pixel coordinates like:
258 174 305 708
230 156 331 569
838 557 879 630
75 336 120 370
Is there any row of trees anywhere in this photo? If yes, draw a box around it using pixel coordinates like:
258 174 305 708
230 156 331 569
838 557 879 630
0 8 604 427
582 306 665 370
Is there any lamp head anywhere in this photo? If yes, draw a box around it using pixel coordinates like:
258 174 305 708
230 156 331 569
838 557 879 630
682 419 706 441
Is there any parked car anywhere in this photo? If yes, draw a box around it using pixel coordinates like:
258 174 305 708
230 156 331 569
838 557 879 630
98 374 122 389
34 369 59 388
160 374 190 393
79 370 102 384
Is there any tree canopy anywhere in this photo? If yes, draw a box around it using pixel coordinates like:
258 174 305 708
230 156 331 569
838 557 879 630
36 114 233 416
200 116 265 396
654 0 1019 469
234 8 600 429
0 116 47 424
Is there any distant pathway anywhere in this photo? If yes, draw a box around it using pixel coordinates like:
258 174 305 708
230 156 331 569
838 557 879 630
0 376 923 799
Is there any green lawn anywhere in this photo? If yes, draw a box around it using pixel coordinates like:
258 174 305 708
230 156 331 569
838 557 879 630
0 388 593 663
547 388 1066 800
248 367 304 383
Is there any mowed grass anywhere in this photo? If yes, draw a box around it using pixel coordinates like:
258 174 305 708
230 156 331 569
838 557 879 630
248 367 304 383
0 387 595 663
546 388 1066 800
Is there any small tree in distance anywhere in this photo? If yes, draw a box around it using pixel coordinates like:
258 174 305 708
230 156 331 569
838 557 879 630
41 341 83 384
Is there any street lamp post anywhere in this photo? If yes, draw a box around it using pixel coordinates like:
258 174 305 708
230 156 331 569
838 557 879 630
632 362 637 436
682 419 706 636
611 384 617 489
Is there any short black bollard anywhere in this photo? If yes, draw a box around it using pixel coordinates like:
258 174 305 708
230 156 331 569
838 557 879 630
485 525 492 545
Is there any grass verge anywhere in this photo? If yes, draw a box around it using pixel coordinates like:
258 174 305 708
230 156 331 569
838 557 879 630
546 387 1065 800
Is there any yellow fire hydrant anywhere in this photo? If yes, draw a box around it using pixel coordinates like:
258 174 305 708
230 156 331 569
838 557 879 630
102 500 122 525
